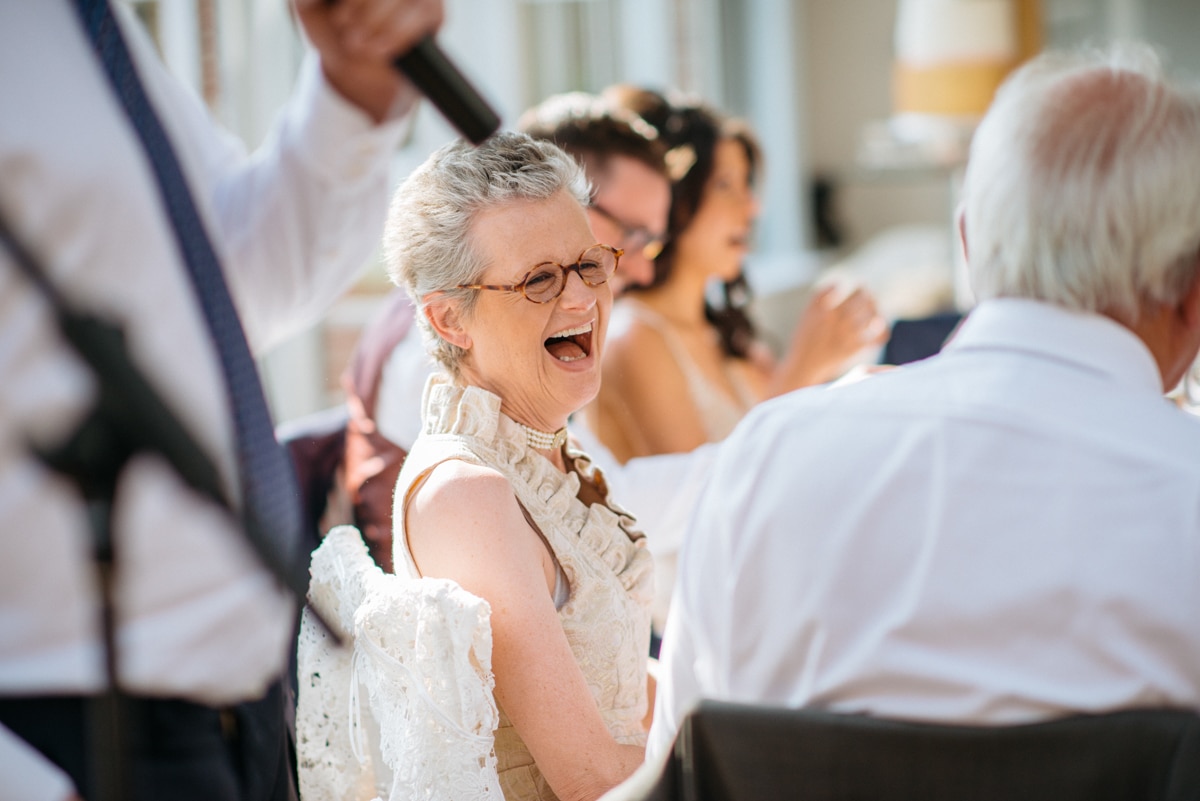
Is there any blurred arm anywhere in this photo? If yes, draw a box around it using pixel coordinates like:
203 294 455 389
0 724 77 801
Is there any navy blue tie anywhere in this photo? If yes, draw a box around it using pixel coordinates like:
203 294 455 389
70 0 304 591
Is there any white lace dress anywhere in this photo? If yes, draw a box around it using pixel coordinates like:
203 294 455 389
297 375 654 801
297 525 502 801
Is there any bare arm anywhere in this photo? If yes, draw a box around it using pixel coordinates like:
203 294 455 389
406 461 643 801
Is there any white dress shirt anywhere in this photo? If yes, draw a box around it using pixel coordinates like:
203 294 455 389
649 298 1200 760
0 3 409 797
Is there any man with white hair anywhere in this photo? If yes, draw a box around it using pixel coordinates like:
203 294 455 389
649 44 1200 759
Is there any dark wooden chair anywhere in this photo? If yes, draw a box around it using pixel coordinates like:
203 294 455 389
607 700 1200 801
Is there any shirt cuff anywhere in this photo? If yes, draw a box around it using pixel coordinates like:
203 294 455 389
0 724 76 801
285 55 413 188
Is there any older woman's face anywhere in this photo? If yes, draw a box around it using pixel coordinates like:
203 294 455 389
456 188 612 431
673 137 760 283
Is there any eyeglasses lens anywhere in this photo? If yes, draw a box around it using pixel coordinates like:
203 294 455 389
524 246 618 302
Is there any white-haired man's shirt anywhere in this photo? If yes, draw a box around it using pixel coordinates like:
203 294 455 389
649 298 1200 759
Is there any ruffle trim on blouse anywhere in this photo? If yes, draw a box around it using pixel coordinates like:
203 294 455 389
419 375 654 605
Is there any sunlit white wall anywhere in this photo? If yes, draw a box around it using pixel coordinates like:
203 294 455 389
135 0 1200 421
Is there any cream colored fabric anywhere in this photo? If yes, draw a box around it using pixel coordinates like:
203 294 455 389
616 298 755 443
297 525 502 801
393 374 655 801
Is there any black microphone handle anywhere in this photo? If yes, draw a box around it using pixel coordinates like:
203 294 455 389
394 36 500 145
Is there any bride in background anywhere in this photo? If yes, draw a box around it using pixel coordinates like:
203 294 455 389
587 88 888 462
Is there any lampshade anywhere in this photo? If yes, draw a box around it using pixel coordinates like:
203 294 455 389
893 0 1041 119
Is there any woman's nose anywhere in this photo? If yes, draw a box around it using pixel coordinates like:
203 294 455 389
559 268 599 308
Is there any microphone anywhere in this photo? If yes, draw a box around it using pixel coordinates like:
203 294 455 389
395 36 500 145
319 0 501 144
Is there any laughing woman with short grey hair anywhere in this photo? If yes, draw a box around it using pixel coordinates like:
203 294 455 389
302 131 654 801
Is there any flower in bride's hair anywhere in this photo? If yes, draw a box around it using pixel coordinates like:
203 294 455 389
664 144 696 182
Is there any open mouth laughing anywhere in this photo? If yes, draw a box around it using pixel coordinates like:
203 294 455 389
544 321 594 363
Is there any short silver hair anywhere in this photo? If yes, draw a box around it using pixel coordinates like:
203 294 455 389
382 131 590 375
962 43 1200 322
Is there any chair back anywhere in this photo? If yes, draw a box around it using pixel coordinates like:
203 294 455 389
613 701 1200 801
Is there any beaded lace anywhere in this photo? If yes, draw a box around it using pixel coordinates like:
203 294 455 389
297 526 502 801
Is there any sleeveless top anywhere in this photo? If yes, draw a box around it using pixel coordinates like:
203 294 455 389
393 375 655 801
618 298 757 442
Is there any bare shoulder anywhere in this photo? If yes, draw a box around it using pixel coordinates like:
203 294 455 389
602 310 680 388
596 303 709 457
606 303 670 352
409 459 519 523
405 460 547 591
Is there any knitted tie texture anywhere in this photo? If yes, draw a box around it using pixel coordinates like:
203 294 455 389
71 0 302 584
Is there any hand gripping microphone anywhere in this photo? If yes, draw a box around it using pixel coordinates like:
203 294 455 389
320 0 500 144
395 36 500 144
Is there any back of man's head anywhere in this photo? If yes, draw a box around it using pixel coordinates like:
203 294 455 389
517 91 667 185
962 44 1200 323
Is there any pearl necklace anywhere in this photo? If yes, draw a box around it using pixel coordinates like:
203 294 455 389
520 423 568 451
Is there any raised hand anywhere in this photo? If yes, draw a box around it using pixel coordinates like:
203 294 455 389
293 0 444 123
770 280 889 394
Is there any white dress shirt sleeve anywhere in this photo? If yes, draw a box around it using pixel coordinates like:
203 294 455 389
376 323 437 451
120 2 410 353
620 443 718 559
645 444 733 761
645 578 703 762
0 724 75 801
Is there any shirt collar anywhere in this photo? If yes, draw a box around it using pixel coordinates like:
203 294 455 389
942 298 1164 394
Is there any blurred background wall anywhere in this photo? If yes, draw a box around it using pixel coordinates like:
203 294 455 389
129 0 1200 423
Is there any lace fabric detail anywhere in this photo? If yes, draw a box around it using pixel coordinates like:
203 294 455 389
297 525 502 801
393 375 654 799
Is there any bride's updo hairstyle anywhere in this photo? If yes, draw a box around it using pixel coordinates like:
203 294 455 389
383 131 589 377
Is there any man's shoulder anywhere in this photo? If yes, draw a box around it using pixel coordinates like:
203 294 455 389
737 365 917 430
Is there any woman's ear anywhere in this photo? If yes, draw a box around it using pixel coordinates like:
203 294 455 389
424 296 472 351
